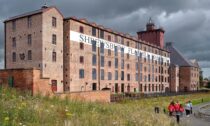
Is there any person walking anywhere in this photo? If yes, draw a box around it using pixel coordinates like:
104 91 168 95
189 100 193 114
185 101 191 117
174 101 181 123
168 101 175 116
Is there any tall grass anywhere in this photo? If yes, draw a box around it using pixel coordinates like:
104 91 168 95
1 86 210 126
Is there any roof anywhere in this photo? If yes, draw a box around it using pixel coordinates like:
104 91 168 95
166 42 199 67
4 6 63 23
65 17 170 52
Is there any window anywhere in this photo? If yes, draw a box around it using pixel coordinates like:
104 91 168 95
92 27 96 36
92 68 97 80
12 20 16 31
108 72 112 80
121 48 124 58
12 52 16 62
12 37 16 47
92 40 96 52
140 63 142 72
28 50 32 60
144 85 147 92
92 54 96 66
114 46 118 56
115 83 118 93
79 26 84 33
121 38 124 45
101 56 104 67
27 16 32 28
148 74 151 82
100 43 104 54
108 61 111 67
52 52 56 62
121 71 124 80
126 41 129 46
92 83 97 90
115 58 118 68
52 17 57 27
127 54 129 59
79 69 84 78
100 30 104 39
80 43 84 50
121 59 124 69
136 62 138 71
26 34 32 46
115 70 118 80
121 83 124 93
136 73 138 81
127 64 130 69
52 34 56 44
108 49 111 56
127 74 130 81
79 56 84 64
144 75 147 82
115 35 118 42
140 73 142 81
101 69 104 80
108 35 111 41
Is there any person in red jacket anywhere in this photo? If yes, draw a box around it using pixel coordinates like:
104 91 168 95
179 104 185 115
168 101 175 116
174 101 181 123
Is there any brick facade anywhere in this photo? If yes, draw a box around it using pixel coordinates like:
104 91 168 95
64 18 170 94
0 68 52 96
4 7 64 93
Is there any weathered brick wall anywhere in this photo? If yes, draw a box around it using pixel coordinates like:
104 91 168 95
169 65 179 92
59 90 111 103
32 69 53 96
0 69 33 90
0 69 53 96
179 67 191 91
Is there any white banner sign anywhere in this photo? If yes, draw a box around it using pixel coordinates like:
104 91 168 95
70 31 170 63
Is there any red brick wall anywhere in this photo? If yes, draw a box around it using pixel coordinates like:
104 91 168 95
0 69 53 96
0 69 33 90
59 90 111 103
137 30 164 48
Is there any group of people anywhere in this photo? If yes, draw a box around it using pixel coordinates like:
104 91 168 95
168 100 193 123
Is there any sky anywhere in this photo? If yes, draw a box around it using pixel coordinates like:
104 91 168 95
0 0 210 78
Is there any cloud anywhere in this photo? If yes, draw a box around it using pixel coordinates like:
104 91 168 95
0 0 210 77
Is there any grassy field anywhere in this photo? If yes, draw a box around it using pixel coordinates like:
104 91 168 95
1 86 210 126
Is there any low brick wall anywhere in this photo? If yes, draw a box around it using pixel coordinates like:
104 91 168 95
59 90 111 103
0 68 53 96
0 68 111 102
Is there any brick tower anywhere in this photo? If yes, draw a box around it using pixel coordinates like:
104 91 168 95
137 18 165 48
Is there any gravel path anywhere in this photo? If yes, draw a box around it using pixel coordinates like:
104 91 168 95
179 102 210 126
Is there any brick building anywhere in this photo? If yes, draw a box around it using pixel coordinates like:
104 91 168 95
166 43 200 92
4 6 64 92
2 6 171 94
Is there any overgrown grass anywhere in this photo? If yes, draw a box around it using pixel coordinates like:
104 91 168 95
1 86 210 126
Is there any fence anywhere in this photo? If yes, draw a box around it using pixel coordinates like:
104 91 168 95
111 90 210 102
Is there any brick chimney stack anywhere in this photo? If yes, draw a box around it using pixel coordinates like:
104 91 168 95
137 18 165 48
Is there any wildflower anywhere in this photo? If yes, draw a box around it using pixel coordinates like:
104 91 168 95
4 117 9 121
21 102 27 107
66 112 72 117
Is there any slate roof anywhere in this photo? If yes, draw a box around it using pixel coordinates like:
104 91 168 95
4 6 63 22
166 42 199 67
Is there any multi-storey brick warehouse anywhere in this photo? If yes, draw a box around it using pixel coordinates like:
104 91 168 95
3 6 170 93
